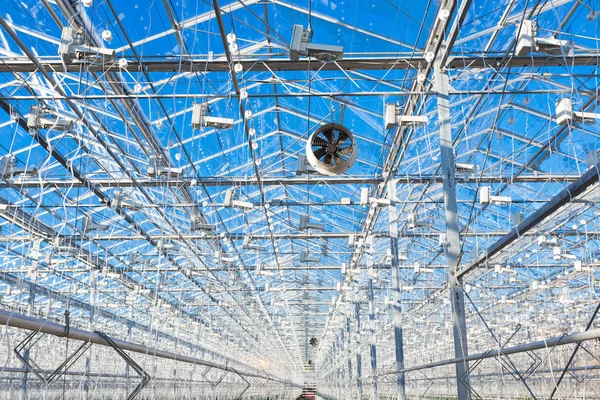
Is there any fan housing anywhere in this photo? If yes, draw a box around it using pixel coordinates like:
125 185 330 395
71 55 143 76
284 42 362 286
306 123 358 176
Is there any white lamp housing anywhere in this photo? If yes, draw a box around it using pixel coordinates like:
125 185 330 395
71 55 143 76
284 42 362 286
384 103 428 129
222 188 254 210
289 25 343 62
455 163 478 173
27 105 74 132
191 103 234 130
479 186 511 204
58 27 115 64
515 20 573 57
556 98 600 125
147 156 184 178
0 155 38 180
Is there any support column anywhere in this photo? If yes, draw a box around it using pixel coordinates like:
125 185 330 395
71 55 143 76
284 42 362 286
334 332 341 398
388 181 406 399
366 239 379 400
354 302 363 399
173 324 179 398
126 321 132 394
345 316 352 392
434 61 471 400
20 283 35 400
85 283 95 400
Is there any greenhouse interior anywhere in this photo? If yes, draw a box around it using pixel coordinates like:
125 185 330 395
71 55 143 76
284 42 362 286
0 0 599 399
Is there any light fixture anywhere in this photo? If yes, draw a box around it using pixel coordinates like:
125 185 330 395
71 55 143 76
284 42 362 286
0 155 37 180
556 98 600 125
300 250 319 263
455 163 478 173
299 215 324 231
27 105 74 132
289 25 344 62
369 197 392 207
223 188 255 210
191 103 234 130
58 27 115 63
295 154 316 175
407 212 425 230
384 103 428 129
190 217 216 232
243 236 264 251
479 187 511 205
537 235 558 246
112 189 143 211
147 156 184 178
515 20 573 57
82 216 108 233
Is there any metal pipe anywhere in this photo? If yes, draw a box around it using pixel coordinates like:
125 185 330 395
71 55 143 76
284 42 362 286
459 161 600 278
0 309 296 386
382 327 600 376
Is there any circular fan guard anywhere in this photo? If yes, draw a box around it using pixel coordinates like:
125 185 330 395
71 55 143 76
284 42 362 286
305 123 358 175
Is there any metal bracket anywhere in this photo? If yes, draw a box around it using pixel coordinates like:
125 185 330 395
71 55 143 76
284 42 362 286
94 330 151 400
14 310 91 389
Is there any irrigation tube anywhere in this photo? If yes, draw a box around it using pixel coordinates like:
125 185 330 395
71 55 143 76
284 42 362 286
0 309 297 386
381 327 600 376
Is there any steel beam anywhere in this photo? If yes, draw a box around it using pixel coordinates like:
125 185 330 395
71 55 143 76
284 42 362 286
0 174 580 189
0 229 596 243
435 62 471 399
0 54 596 73
458 161 600 279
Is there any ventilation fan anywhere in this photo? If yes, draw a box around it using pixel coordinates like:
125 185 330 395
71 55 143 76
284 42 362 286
306 123 357 175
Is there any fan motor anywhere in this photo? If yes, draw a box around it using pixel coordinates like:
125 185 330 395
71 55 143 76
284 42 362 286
305 123 358 175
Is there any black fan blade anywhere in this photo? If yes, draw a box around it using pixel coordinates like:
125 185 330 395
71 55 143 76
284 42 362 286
311 137 328 148
313 148 327 160
323 154 333 165
338 146 353 155
334 155 344 165
336 131 349 145
322 129 335 143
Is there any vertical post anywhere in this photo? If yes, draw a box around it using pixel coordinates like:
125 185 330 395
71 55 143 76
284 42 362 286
85 284 95 400
354 302 363 399
388 180 406 399
126 322 132 394
366 240 379 400
21 283 35 400
345 317 352 392
434 61 471 400
173 324 179 398
336 333 342 398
